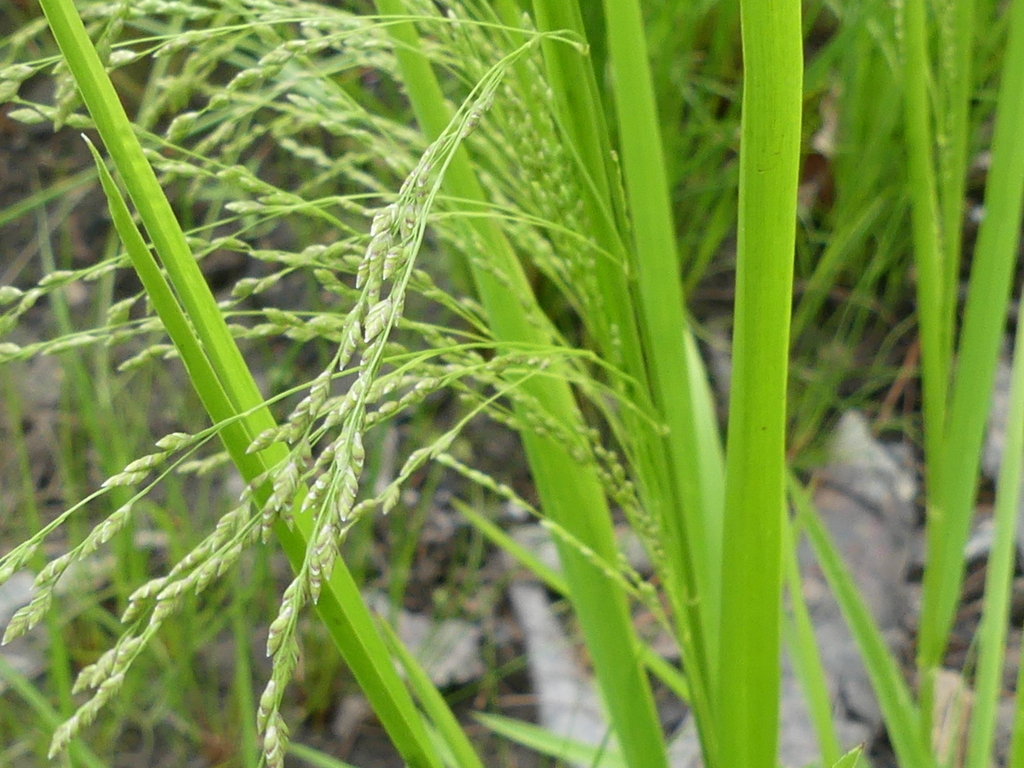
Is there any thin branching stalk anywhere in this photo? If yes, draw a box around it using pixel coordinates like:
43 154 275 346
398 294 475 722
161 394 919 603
372 5 670 767
35 1 448 765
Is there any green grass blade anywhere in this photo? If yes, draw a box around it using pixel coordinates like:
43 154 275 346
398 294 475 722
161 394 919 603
901 0 950 731
287 742 359 768
901 0 950 458
791 197 888 340
451 500 567 595
0 167 95 229
639 644 692 705
601 0 722 676
965 320 1024 768
232 577 260 768
937 0 975 358
716 0 802 765
685 330 725 573
529 2 723 757
84 137 238 445
963 7 1024 764
918 0 1024 712
831 745 865 768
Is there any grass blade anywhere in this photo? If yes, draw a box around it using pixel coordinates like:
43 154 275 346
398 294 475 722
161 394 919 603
287 742 359 768
601 0 722 685
900 0 949 471
963 7 1024 763
716 0 802 765
966 318 1024 768
918 0 1024 723
831 745 865 768
529 2 723 757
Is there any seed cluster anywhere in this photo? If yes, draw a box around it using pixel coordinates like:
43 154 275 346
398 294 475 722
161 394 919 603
0 4 673 765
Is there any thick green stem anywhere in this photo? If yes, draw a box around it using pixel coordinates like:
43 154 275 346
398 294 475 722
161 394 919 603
717 1 802 767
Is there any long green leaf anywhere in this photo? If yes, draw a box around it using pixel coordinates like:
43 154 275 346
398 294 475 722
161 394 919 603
831 746 864 768
919 0 1024 725
601 0 722 695
716 0 802 766
966 315 1024 768
937 0 975 364
964 4 1024 763
901 0 949 472
287 743 359 768
528 2 722 759
902 0 950 726
379 619 486 768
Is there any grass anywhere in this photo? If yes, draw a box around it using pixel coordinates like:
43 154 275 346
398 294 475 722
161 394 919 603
0 0 1022 767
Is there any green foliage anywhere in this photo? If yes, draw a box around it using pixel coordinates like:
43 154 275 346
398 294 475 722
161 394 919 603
0 0 1022 767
